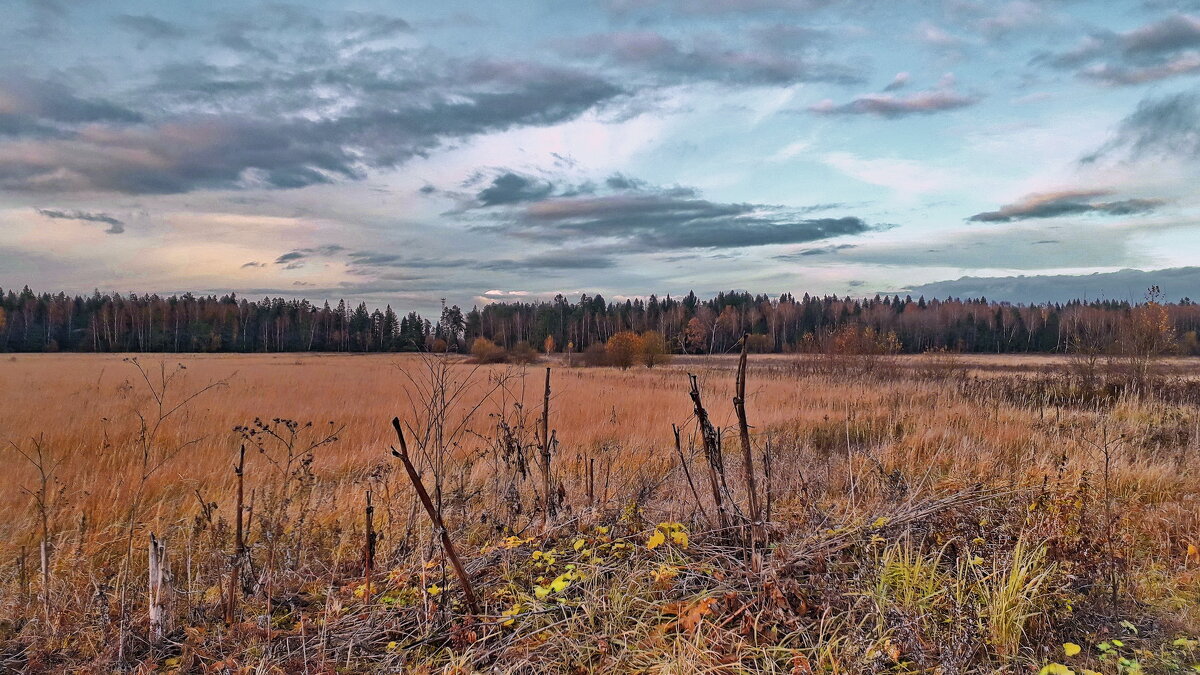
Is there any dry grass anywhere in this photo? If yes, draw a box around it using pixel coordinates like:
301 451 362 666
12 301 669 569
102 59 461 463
0 352 1198 673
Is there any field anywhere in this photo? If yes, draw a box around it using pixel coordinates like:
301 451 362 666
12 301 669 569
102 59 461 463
1 352 1199 673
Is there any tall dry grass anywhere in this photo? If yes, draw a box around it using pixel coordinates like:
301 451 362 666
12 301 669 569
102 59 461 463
0 352 1196 672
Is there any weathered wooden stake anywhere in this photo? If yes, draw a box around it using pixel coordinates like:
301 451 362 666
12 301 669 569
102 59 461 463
148 532 170 644
734 334 764 548
391 417 480 614
587 457 595 507
364 490 376 601
226 445 245 624
688 374 730 531
40 538 51 626
539 367 555 519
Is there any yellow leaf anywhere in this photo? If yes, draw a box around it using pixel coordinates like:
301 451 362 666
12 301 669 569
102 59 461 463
534 585 550 600
670 529 689 549
1038 664 1076 675
573 538 585 551
1064 643 1082 657
550 573 573 593
426 584 442 596
872 516 889 528
501 603 521 627
1188 543 1199 563
646 529 666 550
386 641 398 651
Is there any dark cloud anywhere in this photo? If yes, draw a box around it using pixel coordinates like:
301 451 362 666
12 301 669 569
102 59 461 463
968 190 1164 222
477 172 555 206
481 252 616 270
483 191 876 251
562 30 861 86
0 76 143 137
273 245 346 268
241 261 266 268
776 243 858 258
1037 14 1200 86
909 267 1200 304
809 79 979 117
604 0 830 16
342 248 611 273
113 14 187 40
0 59 623 193
36 207 125 234
1084 91 1200 163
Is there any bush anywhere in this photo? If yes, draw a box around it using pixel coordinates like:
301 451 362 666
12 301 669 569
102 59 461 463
470 337 508 364
510 341 539 364
606 331 643 369
744 333 772 353
641 331 670 367
581 342 608 367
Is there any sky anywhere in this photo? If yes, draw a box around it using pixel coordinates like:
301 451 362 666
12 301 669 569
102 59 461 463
5 0 1200 311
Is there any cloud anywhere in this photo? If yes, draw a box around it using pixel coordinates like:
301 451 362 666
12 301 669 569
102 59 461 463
809 77 979 117
35 207 124 233
0 76 143 137
562 29 861 86
908 267 1200 303
273 245 346 269
968 190 1164 222
796 222 1138 270
1037 14 1200 85
603 0 831 16
484 191 876 251
1083 91 1200 163
476 172 555 206
882 72 910 92
113 14 186 40
776 243 858 258
240 261 266 268
481 252 615 270
916 22 966 48
0 55 624 193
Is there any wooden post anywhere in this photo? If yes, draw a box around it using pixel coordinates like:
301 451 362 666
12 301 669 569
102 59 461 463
40 539 51 626
148 533 170 644
734 334 763 548
587 457 595 507
540 367 555 519
364 490 376 601
226 445 245 624
391 418 480 614
688 374 730 531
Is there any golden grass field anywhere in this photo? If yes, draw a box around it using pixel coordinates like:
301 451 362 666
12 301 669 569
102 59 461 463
1 352 1198 672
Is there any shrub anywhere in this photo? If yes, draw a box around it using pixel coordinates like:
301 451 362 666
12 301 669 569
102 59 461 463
581 342 608 367
510 341 539 364
606 331 643 369
744 333 772 353
641 331 670 368
470 337 508 364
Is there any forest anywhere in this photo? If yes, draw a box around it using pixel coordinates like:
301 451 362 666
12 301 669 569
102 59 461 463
3 285 1200 355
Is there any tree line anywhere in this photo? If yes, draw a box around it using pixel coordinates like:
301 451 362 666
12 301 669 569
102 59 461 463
3 285 1200 356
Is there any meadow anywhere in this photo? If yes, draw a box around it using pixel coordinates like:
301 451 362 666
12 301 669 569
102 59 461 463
1 351 1198 673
